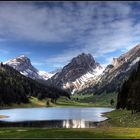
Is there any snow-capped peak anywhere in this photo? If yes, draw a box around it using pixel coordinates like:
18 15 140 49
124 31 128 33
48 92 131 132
93 66 105 76
4 55 53 81
50 53 104 94
38 71 54 80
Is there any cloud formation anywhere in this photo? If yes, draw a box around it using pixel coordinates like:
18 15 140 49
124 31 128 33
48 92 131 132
0 2 140 69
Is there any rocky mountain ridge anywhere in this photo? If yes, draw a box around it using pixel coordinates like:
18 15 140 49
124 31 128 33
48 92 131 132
48 53 104 94
4 55 54 80
83 44 140 94
3 44 140 95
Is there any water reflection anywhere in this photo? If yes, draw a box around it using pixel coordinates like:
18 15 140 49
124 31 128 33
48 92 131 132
0 107 114 122
63 120 95 128
0 120 97 128
0 107 114 128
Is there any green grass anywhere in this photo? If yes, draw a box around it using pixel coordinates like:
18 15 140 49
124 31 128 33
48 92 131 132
0 97 55 109
55 97 98 107
71 92 118 107
0 127 140 138
55 92 117 107
3 97 47 109
2 93 140 138
1 103 140 138
103 109 140 128
1 92 117 109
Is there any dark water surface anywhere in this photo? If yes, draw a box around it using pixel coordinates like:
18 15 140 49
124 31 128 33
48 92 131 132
0 107 113 128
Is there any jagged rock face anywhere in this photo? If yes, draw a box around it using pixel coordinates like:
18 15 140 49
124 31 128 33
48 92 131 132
112 57 126 68
112 45 140 68
83 44 140 94
49 53 104 94
4 55 54 80
4 55 42 80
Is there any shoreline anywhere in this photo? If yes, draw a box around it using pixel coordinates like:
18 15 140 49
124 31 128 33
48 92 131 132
0 104 114 110
0 115 9 118
96 110 115 127
0 108 114 128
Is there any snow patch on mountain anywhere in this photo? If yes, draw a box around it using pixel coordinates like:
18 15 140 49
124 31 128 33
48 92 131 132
62 65 104 94
93 66 105 76
20 71 28 76
4 55 53 81
126 57 140 71
130 57 140 67
49 53 105 94
38 71 54 80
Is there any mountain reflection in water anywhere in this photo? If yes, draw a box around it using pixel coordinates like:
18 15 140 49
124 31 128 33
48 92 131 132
0 120 97 128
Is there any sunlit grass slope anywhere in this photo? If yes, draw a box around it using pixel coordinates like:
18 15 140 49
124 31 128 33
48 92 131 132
0 127 140 138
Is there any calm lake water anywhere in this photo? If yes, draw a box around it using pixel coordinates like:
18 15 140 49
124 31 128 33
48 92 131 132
0 107 114 128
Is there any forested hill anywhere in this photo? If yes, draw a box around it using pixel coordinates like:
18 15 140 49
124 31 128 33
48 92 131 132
0 63 70 106
117 61 140 112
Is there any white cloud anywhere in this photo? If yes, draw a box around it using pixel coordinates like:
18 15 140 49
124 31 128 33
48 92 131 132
0 2 140 68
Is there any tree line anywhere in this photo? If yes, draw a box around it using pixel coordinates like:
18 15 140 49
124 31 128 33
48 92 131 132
117 61 140 113
0 63 70 106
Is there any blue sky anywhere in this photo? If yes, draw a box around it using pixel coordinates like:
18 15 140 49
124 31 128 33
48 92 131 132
0 2 140 72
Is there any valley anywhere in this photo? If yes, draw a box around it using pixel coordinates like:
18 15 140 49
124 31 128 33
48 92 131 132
0 92 117 109
1 1 140 139
0 110 140 138
0 44 140 138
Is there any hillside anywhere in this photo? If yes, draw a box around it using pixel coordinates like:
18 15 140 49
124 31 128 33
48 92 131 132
117 60 140 112
82 44 140 95
0 63 70 106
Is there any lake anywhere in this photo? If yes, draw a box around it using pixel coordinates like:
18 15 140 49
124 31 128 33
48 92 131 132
0 107 114 128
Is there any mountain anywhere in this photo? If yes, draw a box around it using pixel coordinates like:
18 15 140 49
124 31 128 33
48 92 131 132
38 71 54 80
116 61 140 112
48 53 104 94
83 44 140 94
0 63 70 106
4 55 53 80
6 43 140 96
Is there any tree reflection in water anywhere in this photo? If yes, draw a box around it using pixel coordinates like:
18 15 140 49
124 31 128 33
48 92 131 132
0 120 97 128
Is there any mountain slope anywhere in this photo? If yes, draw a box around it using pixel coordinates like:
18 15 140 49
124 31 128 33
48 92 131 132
0 63 70 106
4 55 54 80
48 53 104 94
116 61 140 112
83 44 140 94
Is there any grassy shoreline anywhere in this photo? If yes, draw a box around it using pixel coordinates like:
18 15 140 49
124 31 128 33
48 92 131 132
0 96 115 109
0 108 140 138
101 109 140 128
0 95 139 138
0 92 117 109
